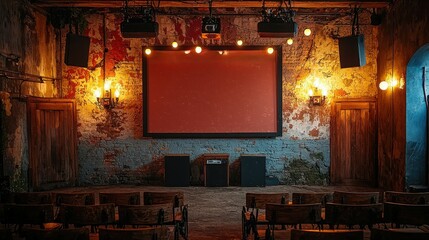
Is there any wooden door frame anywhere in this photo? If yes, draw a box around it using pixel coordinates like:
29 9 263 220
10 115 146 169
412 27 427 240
330 97 378 186
27 97 78 190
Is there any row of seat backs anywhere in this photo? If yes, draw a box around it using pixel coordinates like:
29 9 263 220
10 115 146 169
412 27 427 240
290 228 429 240
2 202 175 226
1 191 185 206
245 190 429 208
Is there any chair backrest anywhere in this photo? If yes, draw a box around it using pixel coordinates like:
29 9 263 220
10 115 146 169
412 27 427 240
99 227 169 240
99 192 141 205
292 192 333 207
265 203 322 225
57 203 116 225
325 203 383 227
118 203 174 226
245 193 289 209
370 228 429 240
3 204 55 225
143 191 184 207
333 191 380 204
384 191 429 204
384 202 429 226
23 228 90 240
291 229 364 240
13 192 53 204
55 192 96 206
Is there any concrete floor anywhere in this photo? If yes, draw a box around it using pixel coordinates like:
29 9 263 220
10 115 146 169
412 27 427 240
52 184 380 240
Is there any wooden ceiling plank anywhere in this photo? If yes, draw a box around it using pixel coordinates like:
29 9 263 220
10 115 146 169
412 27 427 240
32 0 390 9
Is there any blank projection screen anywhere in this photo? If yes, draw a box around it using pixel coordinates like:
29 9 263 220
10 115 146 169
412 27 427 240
143 46 282 138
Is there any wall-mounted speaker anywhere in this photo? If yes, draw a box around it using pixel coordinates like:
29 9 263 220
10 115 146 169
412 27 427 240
338 34 366 68
64 33 90 68
164 154 190 187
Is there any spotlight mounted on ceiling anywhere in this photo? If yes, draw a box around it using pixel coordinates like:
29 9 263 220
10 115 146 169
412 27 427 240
120 0 159 38
257 0 298 38
202 0 221 39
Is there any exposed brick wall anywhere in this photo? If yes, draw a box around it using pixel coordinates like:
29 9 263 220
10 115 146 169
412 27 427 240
65 11 378 186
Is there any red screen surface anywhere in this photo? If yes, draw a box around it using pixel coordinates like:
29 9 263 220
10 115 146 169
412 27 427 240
143 46 281 137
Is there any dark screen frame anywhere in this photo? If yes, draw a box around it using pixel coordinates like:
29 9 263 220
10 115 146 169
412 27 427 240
142 45 282 138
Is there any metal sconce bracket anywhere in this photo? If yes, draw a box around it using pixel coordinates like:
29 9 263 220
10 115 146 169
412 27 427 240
309 95 326 106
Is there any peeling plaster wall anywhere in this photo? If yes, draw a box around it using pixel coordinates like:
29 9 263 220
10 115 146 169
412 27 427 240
64 11 378 186
0 0 59 190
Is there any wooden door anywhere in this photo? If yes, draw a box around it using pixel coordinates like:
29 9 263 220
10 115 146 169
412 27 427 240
27 97 77 191
330 98 377 186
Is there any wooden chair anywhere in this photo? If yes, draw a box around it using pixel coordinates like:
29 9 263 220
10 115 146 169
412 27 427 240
143 191 187 240
370 228 429 240
57 203 115 232
333 191 380 204
384 202 429 227
242 192 289 240
384 191 429 204
99 192 141 205
3 204 55 230
324 203 383 229
54 192 95 206
265 203 322 240
22 228 90 240
99 227 169 240
292 192 333 207
291 229 364 240
13 192 53 204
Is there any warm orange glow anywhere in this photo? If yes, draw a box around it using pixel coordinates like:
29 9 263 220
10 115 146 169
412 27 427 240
267 47 274 54
287 38 293 45
172 41 178 48
195 46 202 53
379 81 389 90
304 28 312 36
145 48 152 55
104 80 112 91
308 89 314 96
94 88 101 98
114 89 120 98
236 40 243 46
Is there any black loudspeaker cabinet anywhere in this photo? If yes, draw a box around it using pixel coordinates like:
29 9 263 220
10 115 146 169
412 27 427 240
338 34 366 68
164 154 190 187
240 154 266 187
205 159 229 187
64 33 90 68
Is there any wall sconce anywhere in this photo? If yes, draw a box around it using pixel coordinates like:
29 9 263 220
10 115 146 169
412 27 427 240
308 78 327 106
94 80 120 109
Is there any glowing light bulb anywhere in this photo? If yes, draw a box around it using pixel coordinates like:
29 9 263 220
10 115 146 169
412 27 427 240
313 78 320 88
391 78 398 87
145 48 152 55
104 80 112 91
322 88 328 96
379 81 389 90
195 46 202 53
304 28 312 36
308 89 314 96
236 40 243 46
287 38 293 45
184 50 191 54
172 41 178 48
114 89 120 98
94 88 101 98
267 47 274 54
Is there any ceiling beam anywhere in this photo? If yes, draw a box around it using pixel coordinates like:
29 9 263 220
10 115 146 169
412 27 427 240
32 0 390 9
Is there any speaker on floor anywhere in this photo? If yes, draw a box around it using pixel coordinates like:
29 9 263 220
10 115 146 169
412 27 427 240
240 154 266 187
164 154 190 187
338 34 366 68
64 33 90 68
205 159 229 187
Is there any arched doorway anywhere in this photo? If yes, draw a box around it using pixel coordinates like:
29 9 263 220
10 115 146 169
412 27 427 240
406 43 429 187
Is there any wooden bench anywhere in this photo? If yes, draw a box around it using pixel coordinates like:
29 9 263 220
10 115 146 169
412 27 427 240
292 192 333 206
54 192 95 206
99 192 141 205
291 229 364 240
384 202 429 227
384 191 429 204
143 191 187 240
99 227 169 240
22 228 90 240
325 203 383 229
333 191 380 204
265 203 322 239
242 192 289 240
3 204 55 230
